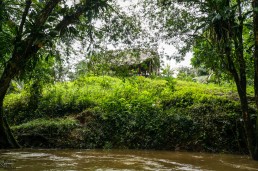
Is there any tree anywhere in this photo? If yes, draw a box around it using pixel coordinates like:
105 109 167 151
190 0 258 159
140 0 258 159
189 0 258 159
25 55 56 111
161 64 173 78
0 0 141 148
176 66 195 81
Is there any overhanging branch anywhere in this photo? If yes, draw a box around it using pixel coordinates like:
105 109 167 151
17 0 32 41
35 0 61 27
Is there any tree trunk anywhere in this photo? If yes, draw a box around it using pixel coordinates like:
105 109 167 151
0 58 21 148
224 23 256 158
0 37 42 147
227 49 256 159
253 0 258 160
0 110 20 148
223 0 258 159
236 83 256 159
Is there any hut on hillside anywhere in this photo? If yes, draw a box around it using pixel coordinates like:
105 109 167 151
87 48 161 76
107 48 160 76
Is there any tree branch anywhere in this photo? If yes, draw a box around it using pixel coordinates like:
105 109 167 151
35 0 61 27
17 0 32 40
55 6 85 36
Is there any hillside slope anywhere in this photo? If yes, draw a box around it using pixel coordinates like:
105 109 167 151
4 76 251 153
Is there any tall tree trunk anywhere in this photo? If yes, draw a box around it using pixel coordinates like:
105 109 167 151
237 0 257 159
229 56 256 158
236 82 256 159
253 0 258 160
225 45 256 159
0 37 42 147
221 0 258 160
0 57 21 148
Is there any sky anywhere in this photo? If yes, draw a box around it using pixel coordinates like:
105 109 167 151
158 43 192 69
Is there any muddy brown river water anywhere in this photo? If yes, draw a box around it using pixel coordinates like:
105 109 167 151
0 149 258 171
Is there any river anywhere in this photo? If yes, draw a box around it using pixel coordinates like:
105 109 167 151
0 149 258 171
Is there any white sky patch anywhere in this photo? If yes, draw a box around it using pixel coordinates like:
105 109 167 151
66 0 80 7
159 43 192 69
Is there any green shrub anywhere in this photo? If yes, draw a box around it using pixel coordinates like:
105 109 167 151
12 118 79 148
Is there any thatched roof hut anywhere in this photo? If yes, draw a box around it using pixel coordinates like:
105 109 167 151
89 48 160 76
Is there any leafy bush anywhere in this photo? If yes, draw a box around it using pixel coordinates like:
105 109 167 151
12 118 79 148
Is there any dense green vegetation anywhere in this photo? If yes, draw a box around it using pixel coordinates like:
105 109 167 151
3 76 249 153
1 0 258 161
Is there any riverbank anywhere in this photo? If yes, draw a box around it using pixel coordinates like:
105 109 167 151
4 76 253 153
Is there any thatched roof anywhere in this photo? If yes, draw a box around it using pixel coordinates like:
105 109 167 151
101 48 160 67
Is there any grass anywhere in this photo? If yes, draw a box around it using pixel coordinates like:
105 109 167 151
12 118 78 132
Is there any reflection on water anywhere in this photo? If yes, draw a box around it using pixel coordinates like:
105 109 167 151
0 149 258 171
